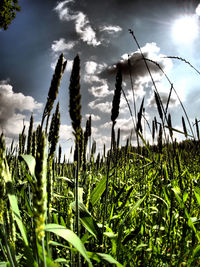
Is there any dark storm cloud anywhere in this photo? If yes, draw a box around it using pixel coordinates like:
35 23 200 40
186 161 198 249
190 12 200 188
100 43 173 80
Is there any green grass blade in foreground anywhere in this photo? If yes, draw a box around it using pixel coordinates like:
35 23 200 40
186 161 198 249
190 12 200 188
194 187 200 206
120 194 146 227
90 174 107 206
117 195 146 255
45 224 92 266
71 201 101 240
19 154 36 178
164 125 193 138
0 263 9 267
4 159 29 246
88 252 123 266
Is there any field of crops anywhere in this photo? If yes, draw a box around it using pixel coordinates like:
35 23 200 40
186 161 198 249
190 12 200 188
1 37 200 266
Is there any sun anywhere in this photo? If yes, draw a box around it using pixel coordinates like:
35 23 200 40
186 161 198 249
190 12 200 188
172 15 199 44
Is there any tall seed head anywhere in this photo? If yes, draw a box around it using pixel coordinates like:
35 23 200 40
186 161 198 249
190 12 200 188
69 55 83 166
48 102 61 158
195 118 199 140
157 124 163 152
136 97 145 133
27 114 33 154
154 91 163 121
33 132 47 242
111 67 122 124
168 113 173 138
182 116 187 138
152 120 155 141
42 53 67 127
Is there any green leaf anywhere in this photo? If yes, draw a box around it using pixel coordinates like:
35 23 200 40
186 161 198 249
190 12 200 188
54 258 69 265
88 252 123 266
194 187 200 206
19 154 36 177
71 201 101 240
90 174 107 205
172 186 184 209
193 244 200 258
183 191 188 203
8 193 28 246
4 159 28 246
120 195 146 227
117 195 146 256
96 253 123 266
45 224 92 266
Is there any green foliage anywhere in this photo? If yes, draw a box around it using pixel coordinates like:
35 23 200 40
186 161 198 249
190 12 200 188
0 0 20 30
45 224 92 266
1 52 200 267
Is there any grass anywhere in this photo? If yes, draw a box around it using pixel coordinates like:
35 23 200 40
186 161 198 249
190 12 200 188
0 33 200 266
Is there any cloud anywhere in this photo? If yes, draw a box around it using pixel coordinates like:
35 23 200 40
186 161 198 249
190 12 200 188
100 118 137 142
101 43 172 79
54 0 74 21
84 61 107 83
148 91 177 108
85 61 98 75
84 61 111 98
97 43 173 111
88 82 112 98
88 100 112 113
54 1 100 46
74 12 101 46
0 81 42 137
85 114 101 121
196 4 200 16
59 124 74 141
99 25 122 33
147 83 178 109
51 38 77 52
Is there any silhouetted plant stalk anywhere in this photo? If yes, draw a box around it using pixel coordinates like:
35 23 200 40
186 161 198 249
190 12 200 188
47 102 60 222
182 116 188 139
83 115 91 172
27 114 33 154
194 118 200 140
19 124 26 155
41 53 67 132
68 54 82 265
128 56 140 148
103 67 122 244
142 57 195 138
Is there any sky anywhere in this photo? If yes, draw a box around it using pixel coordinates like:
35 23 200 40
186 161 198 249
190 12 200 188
1 0 200 155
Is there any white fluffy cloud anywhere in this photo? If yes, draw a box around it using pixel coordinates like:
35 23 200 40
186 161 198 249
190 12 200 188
88 100 112 113
51 38 77 52
99 25 122 33
84 61 111 98
88 83 112 98
59 124 74 141
54 1 100 46
85 113 101 121
74 12 101 46
0 81 42 137
85 61 98 74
